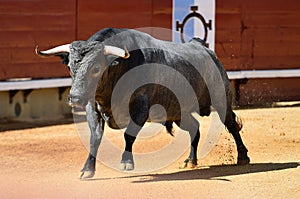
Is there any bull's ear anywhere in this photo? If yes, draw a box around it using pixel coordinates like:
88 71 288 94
103 45 130 59
55 53 69 65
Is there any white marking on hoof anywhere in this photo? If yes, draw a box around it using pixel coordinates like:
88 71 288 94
80 171 95 179
120 162 134 171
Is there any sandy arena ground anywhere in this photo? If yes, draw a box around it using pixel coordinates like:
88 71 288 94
0 106 299 199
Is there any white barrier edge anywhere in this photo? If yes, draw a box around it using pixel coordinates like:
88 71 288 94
0 78 72 91
227 69 300 79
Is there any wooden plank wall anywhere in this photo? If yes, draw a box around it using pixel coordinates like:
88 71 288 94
0 0 76 80
77 0 172 40
3 0 299 78
215 0 300 71
215 0 300 105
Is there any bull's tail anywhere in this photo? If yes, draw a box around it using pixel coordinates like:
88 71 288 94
165 121 174 136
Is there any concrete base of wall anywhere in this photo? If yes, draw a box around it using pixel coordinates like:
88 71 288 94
0 87 71 121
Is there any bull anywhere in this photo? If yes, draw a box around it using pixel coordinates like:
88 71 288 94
36 28 250 178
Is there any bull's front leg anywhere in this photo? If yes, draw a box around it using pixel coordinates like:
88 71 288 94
120 95 149 171
80 101 104 179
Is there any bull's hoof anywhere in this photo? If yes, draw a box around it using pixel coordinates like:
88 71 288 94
120 161 134 171
237 157 250 165
120 151 134 171
80 171 95 179
179 159 197 169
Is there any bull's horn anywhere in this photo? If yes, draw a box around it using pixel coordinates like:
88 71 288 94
35 44 71 57
104 45 130 59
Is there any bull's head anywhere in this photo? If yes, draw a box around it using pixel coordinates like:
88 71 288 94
36 41 130 108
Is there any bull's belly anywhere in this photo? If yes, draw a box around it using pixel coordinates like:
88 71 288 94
104 107 185 130
105 107 211 130
106 118 170 130
100 92 210 130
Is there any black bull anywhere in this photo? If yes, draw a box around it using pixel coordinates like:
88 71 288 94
36 28 250 178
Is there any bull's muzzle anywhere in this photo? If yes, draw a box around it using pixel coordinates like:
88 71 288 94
68 94 87 108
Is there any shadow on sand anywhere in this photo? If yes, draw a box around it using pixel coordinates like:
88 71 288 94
86 162 299 183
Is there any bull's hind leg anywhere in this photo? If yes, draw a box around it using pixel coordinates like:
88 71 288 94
120 95 149 171
176 115 200 169
224 109 250 165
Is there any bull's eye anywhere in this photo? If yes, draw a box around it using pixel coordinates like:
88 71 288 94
111 60 119 66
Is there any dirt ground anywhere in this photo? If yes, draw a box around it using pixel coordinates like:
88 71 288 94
0 106 299 199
